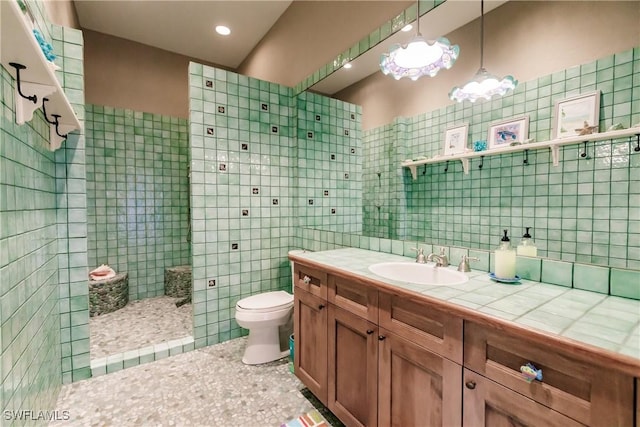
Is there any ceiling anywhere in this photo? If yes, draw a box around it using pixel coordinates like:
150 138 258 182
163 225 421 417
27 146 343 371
73 1 293 69
74 0 508 95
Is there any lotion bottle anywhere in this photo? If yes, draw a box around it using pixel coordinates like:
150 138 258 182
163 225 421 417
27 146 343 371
517 227 537 257
494 229 516 280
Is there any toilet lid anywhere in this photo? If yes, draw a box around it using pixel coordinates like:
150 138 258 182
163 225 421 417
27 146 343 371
237 290 293 310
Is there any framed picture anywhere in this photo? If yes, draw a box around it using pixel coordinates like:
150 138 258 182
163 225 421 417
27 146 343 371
552 90 600 139
488 116 529 149
443 124 469 155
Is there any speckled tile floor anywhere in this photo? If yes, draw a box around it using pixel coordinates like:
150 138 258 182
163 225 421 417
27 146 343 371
90 296 192 359
52 337 343 427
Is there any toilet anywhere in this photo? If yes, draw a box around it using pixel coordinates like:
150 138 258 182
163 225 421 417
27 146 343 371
235 290 294 365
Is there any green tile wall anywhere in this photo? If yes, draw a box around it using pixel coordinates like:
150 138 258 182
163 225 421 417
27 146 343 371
0 65 61 420
189 63 295 348
296 92 362 233
85 104 190 300
51 24 90 385
363 48 640 270
362 120 407 239
0 1 86 419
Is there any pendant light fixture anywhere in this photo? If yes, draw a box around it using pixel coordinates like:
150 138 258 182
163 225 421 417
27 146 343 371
449 0 517 102
380 1 459 81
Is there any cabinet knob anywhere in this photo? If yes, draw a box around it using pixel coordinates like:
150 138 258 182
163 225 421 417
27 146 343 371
378 335 386 341
318 304 325 310
465 381 476 390
366 329 374 335
302 275 311 284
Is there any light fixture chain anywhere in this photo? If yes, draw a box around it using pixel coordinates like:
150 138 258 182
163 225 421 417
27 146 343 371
416 0 420 35
480 0 484 69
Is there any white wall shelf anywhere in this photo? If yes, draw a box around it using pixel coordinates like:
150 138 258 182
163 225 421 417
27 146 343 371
402 127 640 179
1 0 81 150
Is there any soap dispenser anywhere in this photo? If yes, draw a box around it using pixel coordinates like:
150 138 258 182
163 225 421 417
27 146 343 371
494 229 516 280
517 227 537 257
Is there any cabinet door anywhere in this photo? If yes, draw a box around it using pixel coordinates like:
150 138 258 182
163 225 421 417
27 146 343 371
464 321 634 426
328 305 378 427
463 369 583 427
378 328 462 427
294 288 328 405
379 292 463 363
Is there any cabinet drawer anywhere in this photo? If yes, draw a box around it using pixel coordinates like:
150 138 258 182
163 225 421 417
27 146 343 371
463 369 583 427
379 292 463 363
464 321 634 426
293 264 327 299
328 275 378 323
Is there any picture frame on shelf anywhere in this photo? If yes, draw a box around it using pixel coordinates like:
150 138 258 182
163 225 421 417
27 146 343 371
488 116 529 149
443 123 469 155
552 90 601 139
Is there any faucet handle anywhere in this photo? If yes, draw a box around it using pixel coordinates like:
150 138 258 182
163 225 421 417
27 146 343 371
411 247 426 264
457 255 479 272
438 247 449 267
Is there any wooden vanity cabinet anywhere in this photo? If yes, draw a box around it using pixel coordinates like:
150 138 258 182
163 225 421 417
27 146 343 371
293 265 329 405
464 321 635 427
292 260 639 427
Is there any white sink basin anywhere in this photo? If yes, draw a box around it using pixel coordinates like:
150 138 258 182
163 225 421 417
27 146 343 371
368 262 469 286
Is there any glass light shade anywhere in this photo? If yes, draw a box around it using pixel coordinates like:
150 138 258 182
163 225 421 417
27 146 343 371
449 68 517 102
380 36 459 81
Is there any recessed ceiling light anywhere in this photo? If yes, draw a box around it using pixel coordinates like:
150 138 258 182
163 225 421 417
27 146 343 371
215 25 231 36
401 24 413 32
343 63 352 69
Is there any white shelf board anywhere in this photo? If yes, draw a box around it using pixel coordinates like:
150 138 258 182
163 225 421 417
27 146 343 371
402 127 640 179
1 0 81 133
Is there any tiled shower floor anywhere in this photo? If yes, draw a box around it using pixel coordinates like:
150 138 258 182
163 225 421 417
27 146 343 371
90 296 192 359
52 337 343 427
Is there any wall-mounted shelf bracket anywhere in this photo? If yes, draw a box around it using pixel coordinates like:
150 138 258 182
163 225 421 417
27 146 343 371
49 122 74 150
461 158 469 175
15 81 55 124
407 164 418 180
549 144 560 166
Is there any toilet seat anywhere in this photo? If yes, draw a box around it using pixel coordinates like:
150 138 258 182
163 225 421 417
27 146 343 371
237 290 293 313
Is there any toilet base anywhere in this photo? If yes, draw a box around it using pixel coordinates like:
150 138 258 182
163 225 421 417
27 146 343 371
242 325 290 365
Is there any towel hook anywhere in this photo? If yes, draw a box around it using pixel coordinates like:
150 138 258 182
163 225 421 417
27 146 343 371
51 114 68 138
580 141 589 158
444 160 449 173
523 149 529 165
422 164 427 175
478 156 484 169
9 63 37 104
634 134 640 152
41 97 58 125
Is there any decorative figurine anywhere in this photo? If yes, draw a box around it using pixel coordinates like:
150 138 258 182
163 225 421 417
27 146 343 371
575 121 598 136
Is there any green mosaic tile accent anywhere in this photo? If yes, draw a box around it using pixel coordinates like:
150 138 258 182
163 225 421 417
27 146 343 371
189 63 295 348
84 104 190 300
296 92 362 233
362 49 640 270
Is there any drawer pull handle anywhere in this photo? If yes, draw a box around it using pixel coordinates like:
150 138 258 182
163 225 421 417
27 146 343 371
378 335 386 341
520 363 543 383
318 304 325 310
465 381 476 390
366 329 374 335
302 276 311 284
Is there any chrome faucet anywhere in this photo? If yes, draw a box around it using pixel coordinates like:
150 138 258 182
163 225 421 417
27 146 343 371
411 247 427 264
427 248 449 267
457 255 479 272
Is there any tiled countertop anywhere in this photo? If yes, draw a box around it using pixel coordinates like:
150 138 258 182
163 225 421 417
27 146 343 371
289 248 640 374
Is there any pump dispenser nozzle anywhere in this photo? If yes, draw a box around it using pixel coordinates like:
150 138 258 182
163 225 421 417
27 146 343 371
501 229 510 242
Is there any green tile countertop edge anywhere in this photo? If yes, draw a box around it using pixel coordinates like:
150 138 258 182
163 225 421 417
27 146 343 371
289 248 640 364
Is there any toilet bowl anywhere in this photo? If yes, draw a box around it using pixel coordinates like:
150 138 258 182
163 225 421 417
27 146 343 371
235 290 294 365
